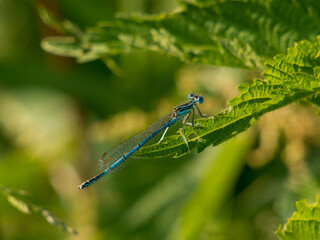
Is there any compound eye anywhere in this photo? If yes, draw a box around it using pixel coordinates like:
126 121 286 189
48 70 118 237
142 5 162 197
198 96 204 104
188 93 195 100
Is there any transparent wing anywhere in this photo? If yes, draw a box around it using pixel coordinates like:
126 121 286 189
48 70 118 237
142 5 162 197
98 113 174 170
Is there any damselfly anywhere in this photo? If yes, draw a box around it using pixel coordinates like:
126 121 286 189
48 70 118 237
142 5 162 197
78 93 205 189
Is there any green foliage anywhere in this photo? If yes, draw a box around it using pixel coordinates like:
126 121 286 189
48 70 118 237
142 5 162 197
134 37 320 158
40 0 320 161
0 187 77 235
2 0 320 239
41 0 320 70
276 196 320 240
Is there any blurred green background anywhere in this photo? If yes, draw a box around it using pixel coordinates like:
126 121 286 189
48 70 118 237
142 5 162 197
1 1 320 240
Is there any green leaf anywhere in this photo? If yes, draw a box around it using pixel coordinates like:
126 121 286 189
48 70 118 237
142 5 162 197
41 0 320 69
133 37 320 158
276 195 320 240
0 186 77 235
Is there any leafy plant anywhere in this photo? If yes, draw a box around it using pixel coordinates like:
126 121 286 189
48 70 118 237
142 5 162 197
38 0 320 239
133 38 320 158
41 0 320 69
40 0 320 157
